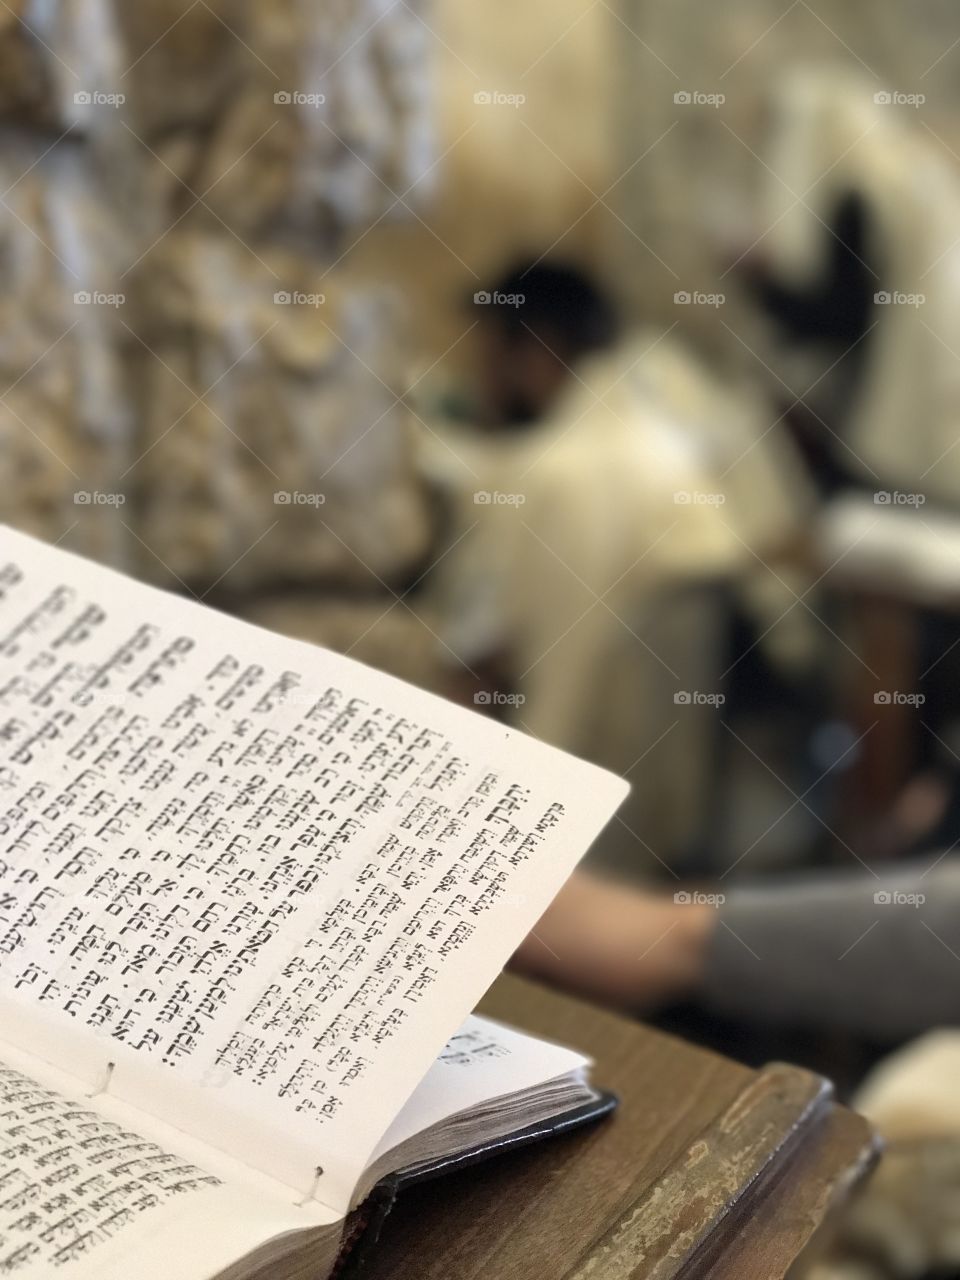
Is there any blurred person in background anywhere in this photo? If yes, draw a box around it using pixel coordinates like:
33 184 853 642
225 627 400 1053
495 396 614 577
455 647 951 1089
420 261 740 874
748 67 960 505
746 67 960 859
420 260 819 875
469 262 619 430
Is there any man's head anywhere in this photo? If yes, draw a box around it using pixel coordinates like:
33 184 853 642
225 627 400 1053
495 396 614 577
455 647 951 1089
473 261 619 429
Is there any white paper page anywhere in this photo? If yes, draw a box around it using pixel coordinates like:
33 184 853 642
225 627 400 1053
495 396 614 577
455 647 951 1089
0 1041 337 1280
368 1013 590 1162
0 528 628 1213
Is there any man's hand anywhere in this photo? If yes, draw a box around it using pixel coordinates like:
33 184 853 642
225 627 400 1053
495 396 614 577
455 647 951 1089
511 872 715 1009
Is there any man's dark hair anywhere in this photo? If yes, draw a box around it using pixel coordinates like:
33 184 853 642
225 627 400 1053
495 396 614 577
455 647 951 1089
480 260 620 358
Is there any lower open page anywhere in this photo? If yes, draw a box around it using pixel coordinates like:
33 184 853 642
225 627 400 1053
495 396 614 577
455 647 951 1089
367 1014 590 1159
0 1038 341 1280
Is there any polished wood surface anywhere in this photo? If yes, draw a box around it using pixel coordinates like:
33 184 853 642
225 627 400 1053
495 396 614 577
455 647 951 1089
360 974 878 1280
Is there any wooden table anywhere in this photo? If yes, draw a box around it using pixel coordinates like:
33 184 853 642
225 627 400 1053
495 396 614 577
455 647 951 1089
360 974 879 1280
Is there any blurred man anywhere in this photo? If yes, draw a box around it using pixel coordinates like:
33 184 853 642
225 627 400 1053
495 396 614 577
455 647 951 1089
470 262 620 428
752 66 960 505
747 68 960 857
422 261 810 871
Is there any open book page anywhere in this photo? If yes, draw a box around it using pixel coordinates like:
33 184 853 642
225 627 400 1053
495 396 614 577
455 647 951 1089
0 528 628 1214
0 1038 339 1280
368 1013 591 1164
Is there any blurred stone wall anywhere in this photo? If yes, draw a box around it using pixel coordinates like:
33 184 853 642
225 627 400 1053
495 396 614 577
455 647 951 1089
0 0 435 610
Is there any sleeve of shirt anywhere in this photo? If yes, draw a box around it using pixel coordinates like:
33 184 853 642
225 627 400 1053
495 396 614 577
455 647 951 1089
701 860 960 1040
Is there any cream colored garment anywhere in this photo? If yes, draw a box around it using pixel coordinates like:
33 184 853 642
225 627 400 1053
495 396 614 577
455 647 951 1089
423 380 738 735
762 67 960 504
421 342 744 868
588 331 818 672
855 1032 960 1144
809 1033 960 1280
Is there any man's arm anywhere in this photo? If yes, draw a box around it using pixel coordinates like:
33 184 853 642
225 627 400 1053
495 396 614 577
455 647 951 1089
511 872 713 1007
702 861 960 1038
512 862 960 1039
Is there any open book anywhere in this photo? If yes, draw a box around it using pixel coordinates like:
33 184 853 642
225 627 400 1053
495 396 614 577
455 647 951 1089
0 528 627 1280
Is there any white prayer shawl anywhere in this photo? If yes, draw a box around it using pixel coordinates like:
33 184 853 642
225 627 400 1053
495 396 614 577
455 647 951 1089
420 345 748 868
762 66 960 504
599 330 818 673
